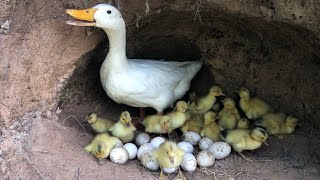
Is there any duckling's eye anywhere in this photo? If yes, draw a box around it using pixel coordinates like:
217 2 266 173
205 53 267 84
86 10 89 13
107 10 112 14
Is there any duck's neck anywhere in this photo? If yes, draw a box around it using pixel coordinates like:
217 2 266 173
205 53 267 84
105 28 127 58
101 28 128 74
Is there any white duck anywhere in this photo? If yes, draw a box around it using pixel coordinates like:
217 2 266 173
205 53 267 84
66 4 203 116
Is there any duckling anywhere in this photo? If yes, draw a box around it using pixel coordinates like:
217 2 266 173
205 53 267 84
189 92 198 102
256 113 299 136
143 115 171 134
238 87 272 120
109 111 136 143
167 101 188 131
218 97 241 130
189 86 224 114
237 118 250 129
180 113 204 134
84 133 120 161
200 111 221 141
86 113 115 133
220 127 268 161
153 141 185 180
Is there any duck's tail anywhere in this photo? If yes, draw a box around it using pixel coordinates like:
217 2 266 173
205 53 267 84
174 60 203 98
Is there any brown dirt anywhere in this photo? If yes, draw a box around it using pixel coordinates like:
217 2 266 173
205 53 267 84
1 0 320 179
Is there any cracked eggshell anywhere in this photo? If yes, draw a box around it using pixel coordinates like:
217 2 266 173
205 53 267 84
181 153 197 172
123 143 138 160
199 137 214 150
137 143 155 160
177 141 194 153
141 151 159 171
208 142 231 160
182 131 201 145
197 150 215 167
110 147 129 164
150 137 166 149
135 133 151 146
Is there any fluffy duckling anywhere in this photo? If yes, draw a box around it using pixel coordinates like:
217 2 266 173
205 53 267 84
238 87 272 119
237 118 250 129
180 113 204 134
84 133 120 161
200 111 221 141
143 115 171 134
189 86 224 114
256 113 299 136
86 113 115 134
220 127 268 161
153 141 185 180
167 101 188 132
218 97 241 130
109 111 136 143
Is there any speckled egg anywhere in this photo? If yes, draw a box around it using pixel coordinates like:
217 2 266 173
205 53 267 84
137 143 155 160
110 147 129 164
150 137 166 149
182 131 201 146
208 142 231 160
140 151 159 171
177 141 194 153
180 153 197 172
123 143 138 160
199 137 214 150
197 150 215 167
135 133 151 146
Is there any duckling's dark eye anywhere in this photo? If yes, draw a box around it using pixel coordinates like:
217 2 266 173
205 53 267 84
107 10 111 14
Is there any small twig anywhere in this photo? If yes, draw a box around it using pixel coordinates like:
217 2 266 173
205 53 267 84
76 168 80 180
62 115 86 133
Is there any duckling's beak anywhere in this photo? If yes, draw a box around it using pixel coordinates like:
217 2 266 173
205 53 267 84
169 157 174 165
82 121 89 125
126 122 130 128
220 92 226 96
66 8 97 26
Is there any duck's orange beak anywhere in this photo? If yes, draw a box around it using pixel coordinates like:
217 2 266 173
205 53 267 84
66 8 97 26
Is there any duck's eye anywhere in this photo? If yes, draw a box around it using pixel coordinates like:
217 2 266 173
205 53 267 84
107 10 112 14
86 10 89 13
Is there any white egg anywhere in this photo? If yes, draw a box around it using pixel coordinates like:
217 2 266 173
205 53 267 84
177 141 194 153
197 150 215 167
109 147 129 164
137 143 155 160
150 137 166 148
135 133 151 146
182 131 201 146
163 167 177 174
208 142 231 160
181 153 197 172
123 143 138 160
140 151 159 171
199 137 214 150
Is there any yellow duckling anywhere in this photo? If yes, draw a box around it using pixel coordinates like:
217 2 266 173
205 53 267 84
256 113 299 136
143 115 171 134
218 97 241 130
180 113 203 134
84 133 120 161
189 86 224 114
86 113 115 133
153 141 185 180
109 111 136 143
200 111 221 141
167 101 188 131
220 127 268 161
237 118 250 129
238 87 272 119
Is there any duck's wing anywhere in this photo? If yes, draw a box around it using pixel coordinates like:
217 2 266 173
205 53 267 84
125 59 202 98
